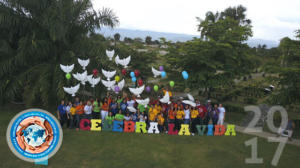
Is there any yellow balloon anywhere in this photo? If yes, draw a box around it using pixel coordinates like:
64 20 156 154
115 75 120 82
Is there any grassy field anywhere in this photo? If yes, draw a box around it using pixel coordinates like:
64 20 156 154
1 106 300 168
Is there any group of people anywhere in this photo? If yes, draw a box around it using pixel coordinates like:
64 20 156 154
57 92 226 135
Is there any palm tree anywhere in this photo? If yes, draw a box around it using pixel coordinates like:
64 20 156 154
0 0 119 106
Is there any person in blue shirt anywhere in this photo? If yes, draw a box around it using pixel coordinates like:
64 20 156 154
110 98 118 116
57 100 69 127
120 99 128 114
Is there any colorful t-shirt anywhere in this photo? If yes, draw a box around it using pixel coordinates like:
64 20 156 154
176 110 185 119
158 115 165 125
191 110 198 119
115 114 124 121
105 116 114 125
101 102 109 111
70 107 76 115
168 109 175 119
76 105 84 115
93 101 100 112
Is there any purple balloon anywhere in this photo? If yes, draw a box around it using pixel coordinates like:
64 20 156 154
159 66 164 71
115 86 120 92
146 86 151 92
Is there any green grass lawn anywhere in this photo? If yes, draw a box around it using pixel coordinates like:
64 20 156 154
1 106 300 168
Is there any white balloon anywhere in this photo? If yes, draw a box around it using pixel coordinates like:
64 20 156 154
127 106 137 113
129 85 145 97
63 84 80 97
159 92 170 104
77 58 90 70
136 98 150 107
60 64 74 73
182 100 196 107
73 71 87 85
101 79 116 90
152 67 161 78
115 55 131 68
101 69 116 81
106 49 115 61
87 75 101 88
187 94 195 102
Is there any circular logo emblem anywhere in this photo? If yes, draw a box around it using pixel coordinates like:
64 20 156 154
6 109 63 162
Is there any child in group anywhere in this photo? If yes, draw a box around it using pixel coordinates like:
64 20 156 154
92 98 101 119
57 100 68 127
120 99 128 114
115 110 124 121
84 101 93 120
175 106 185 130
101 98 109 120
69 103 77 129
168 105 176 124
75 101 84 131
217 103 226 125
110 98 119 115
130 112 138 122
66 101 73 128
138 111 147 122
157 113 165 133
148 105 157 122
124 113 131 121
212 104 219 126
191 107 199 135
183 105 190 124
105 112 115 129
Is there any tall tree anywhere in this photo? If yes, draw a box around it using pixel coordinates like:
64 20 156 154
145 36 152 45
114 33 121 45
0 0 119 106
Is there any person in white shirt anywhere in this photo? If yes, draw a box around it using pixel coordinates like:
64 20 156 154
84 101 93 119
217 104 226 125
127 98 135 107
124 113 131 121
184 105 190 124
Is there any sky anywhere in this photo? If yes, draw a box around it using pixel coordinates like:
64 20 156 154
92 0 300 42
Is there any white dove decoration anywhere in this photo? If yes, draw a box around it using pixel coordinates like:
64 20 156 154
87 75 101 88
187 94 195 102
77 58 90 70
159 92 171 104
182 100 196 107
115 55 131 68
182 93 196 107
129 85 145 97
136 98 150 107
111 79 125 91
101 79 116 90
152 67 161 78
101 69 116 81
73 71 87 85
63 84 80 97
127 106 137 113
60 64 74 73
106 49 115 61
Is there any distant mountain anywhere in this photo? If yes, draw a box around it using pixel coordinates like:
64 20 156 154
97 27 279 48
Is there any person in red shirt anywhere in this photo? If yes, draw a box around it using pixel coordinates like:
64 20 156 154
196 100 207 125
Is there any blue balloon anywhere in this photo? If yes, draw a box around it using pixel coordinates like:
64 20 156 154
161 71 166 78
130 72 135 78
132 77 137 82
182 71 189 79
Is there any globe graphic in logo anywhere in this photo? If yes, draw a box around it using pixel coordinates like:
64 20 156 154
7 109 63 162
23 124 47 147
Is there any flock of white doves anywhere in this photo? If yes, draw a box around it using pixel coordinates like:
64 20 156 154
59 50 196 112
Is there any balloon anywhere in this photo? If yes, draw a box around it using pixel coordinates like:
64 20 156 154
134 69 140 77
93 69 98 76
170 81 175 87
146 86 151 92
159 66 164 71
130 72 135 78
132 77 137 82
66 73 71 80
115 86 120 92
182 71 189 80
122 69 127 75
161 71 166 78
138 79 143 86
154 85 159 92
115 75 120 82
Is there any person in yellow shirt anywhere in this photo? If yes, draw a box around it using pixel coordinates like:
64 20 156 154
157 113 165 133
69 104 76 129
191 107 199 135
175 106 185 130
148 105 157 122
